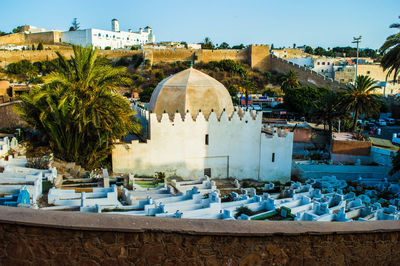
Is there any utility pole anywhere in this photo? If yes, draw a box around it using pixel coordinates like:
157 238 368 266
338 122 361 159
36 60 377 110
352 36 362 85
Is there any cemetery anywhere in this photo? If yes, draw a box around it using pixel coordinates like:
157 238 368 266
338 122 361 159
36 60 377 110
0 134 399 221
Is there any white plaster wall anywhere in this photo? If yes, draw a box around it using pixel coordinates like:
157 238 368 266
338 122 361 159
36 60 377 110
62 28 154 50
112 109 293 181
61 30 91 47
260 131 293 183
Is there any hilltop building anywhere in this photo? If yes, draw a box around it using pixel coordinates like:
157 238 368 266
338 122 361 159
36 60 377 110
112 68 293 182
61 19 155 50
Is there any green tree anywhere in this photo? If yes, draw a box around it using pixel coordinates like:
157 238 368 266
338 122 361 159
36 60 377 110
343 75 381 132
312 89 347 137
281 70 299 92
201 37 215 49
314 47 327 56
241 76 257 109
12 27 22 33
218 42 230 49
380 16 400 84
70 18 80 31
16 45 140 169
37 42 44 50
232 44 245 49
304 46 313 54
139 87 154 102
284 86 324 120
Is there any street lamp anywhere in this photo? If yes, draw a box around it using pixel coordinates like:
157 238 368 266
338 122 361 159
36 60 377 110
352 36 362 85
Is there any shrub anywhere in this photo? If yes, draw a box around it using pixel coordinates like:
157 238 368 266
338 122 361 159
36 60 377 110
235 206 255 218
37 43 44 50
104 46 111 50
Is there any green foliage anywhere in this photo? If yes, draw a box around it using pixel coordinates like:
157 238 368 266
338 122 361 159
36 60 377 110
304 46 313 54
218 42 230 49
12 27 22 33
131 54 144 69
198 59 248 77
380 16 400 82
71 18 80 31
16 45 140 169
284 86 327 119
263 88 281 97
28 76 44 84
235 206 255 218
312 89 348 135
139 87 154 102
104 46 111 50
201 37 215 49
241 181 251 188
37 42 44 50
114 57 130 67
232 44 245 49
343 75 381 131
154 172 165 183
130 46 139 50
154 71 165 82
6 59 37 79
32 60 58 75
281 70 299 92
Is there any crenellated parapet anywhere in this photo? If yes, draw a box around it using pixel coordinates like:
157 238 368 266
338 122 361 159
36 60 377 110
148 108 261 125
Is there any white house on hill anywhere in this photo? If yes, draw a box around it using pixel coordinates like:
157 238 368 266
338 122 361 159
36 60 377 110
112 68 293 182
61 19 155 50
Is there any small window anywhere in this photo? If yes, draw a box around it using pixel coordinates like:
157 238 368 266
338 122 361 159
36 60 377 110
367 71 370 74
327 62 330 65
205 134 209 145
322 62 325 65
127 37 129 40
321 70 324 72
113 35 115 38
98 33 101 37
204 168 211 177
272 153 275 163
317 62 320 65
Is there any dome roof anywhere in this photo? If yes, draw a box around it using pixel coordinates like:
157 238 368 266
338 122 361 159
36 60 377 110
149 68 234 118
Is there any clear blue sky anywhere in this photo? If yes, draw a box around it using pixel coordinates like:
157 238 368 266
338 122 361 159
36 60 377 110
1 0 399 49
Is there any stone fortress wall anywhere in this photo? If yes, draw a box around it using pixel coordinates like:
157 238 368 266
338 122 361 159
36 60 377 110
0 44 344 89
0 206 399 265
270 54 344 90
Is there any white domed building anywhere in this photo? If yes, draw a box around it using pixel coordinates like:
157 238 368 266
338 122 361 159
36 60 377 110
112 68 293 182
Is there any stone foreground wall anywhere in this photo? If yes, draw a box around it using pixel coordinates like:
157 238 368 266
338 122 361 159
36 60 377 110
0 207 399 265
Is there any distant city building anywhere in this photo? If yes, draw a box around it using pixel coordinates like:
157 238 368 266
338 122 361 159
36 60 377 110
61 19 155 50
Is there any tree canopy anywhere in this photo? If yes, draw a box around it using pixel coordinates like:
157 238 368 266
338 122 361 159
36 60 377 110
380 16 400 83
16 45 140 169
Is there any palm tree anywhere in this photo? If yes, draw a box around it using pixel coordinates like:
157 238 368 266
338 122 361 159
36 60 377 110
16 45 140 169
281 70 299 92
380 16 400 84
343 75 381 132
313 89 347 138
202 37 214 49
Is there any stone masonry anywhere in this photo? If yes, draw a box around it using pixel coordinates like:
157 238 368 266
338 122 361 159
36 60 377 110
0 207 399 265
